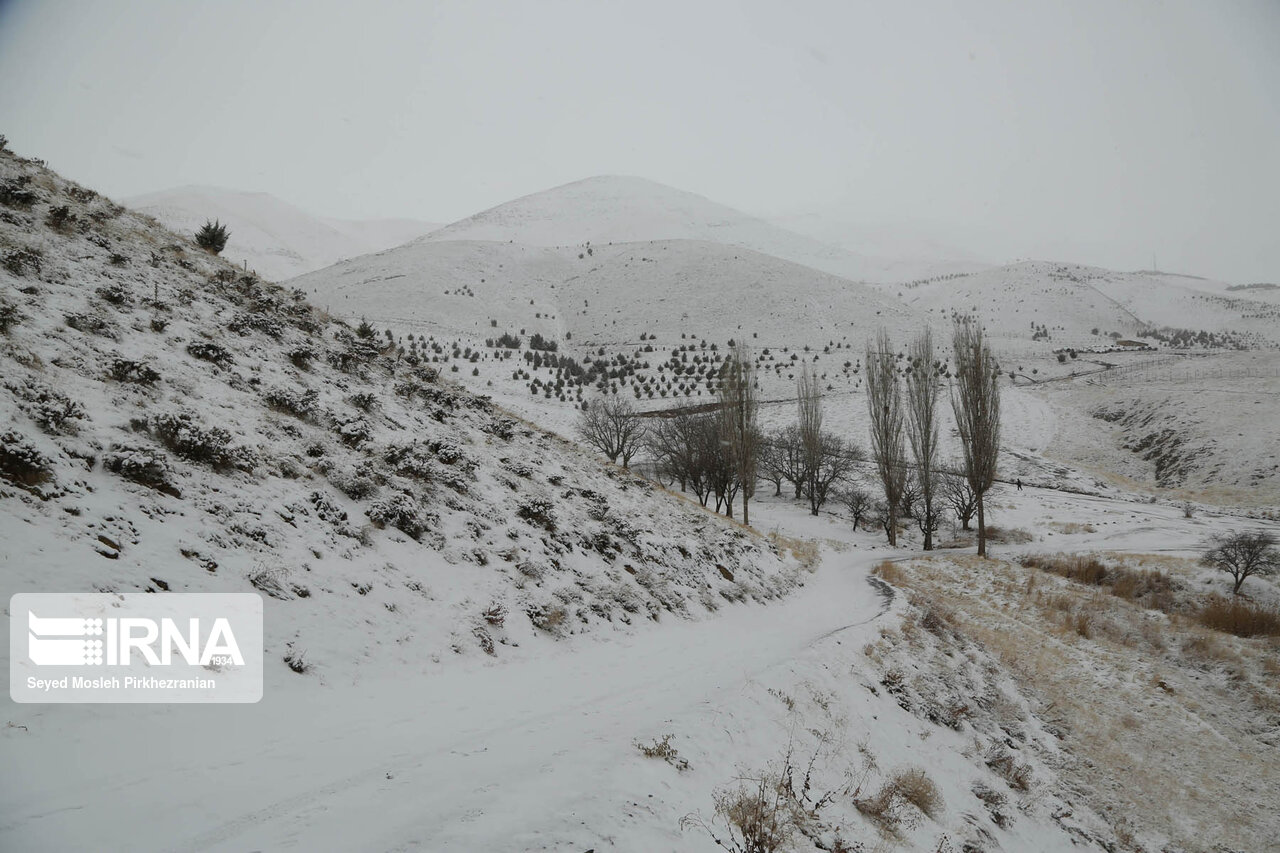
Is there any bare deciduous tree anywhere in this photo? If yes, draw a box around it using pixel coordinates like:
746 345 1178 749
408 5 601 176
760 425 806 499
905 328 942 549
718 341 759 525
648 409 712 504
1202 531 1279 594
866 329 907 545
805 432 858 516
795 365 856 514
577 396 646 467
950 318 1001 556
941 467 978 530
841 486 873 530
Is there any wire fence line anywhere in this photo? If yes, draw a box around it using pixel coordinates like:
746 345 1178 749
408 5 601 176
1085 365 1280 385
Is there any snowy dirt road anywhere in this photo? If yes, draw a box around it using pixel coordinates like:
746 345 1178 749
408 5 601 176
2 543 895 852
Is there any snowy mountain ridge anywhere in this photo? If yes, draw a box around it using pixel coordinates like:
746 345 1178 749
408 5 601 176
125 184 439 282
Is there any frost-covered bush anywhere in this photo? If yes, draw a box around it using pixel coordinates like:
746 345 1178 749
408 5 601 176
0 176 39 208
347 391 380 412
103 443 180 497
45 205 75 231
328 467 380 500
483 416 517 440
64 311 116 338
288 345 316 369
383 443 440 482
2 247 42 276
516 497 556 531
332 414 372 447
95 282 132 306
579 489 610 521
427 438 477 474
0 430 53 488
227 309 284 338
109 358 161 385
503 459 534 479
6 379 86 434
263 386 318 419
0 299 20 333
366 492 429 540
186 341 234 367
525 602 568 634
147 412 251 471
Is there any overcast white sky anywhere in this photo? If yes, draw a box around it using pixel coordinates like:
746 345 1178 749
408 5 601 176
2 0 1278 281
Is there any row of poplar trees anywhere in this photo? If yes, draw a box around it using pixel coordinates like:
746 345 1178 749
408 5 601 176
866 318 1001 555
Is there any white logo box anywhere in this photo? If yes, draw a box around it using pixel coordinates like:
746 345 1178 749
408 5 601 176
10 593 262 703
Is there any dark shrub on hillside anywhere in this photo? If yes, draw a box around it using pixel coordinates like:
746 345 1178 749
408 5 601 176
528 333 558 352
0 299 20 333
45 205 75 231
64 311 116 338
103 444 180 497
3 247 43 276
0 176 38 208
516 497 556 531
195 220 230 254
263 386 318 419
148 412 251 471
493 332 522 349
109 358 161 385
95 282 133 306
0 430 53 488
289 345 316 369
6 379 86 435
366 492 430 540
186 341 234 367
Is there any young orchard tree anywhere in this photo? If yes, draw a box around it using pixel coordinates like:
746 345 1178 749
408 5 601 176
905 328 942 549
841 486 873 530
195 219 230 254
950 318 1001 557
718 341 759 525
770 424 809 500
866 329 907 545
758 434 787 497
648 410 714 505
804 432 858 516
1202 531 1279 594
941 467 978 531
577 395 647 468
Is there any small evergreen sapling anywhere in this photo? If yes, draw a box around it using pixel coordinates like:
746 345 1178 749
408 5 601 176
195 219 230 254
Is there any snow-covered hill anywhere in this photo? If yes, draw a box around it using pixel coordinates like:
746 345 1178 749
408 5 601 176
293 236 920 348
421 175 972 284
903 261 1280 352
125 185 438 281
5 149 1276 853
2 150 802 687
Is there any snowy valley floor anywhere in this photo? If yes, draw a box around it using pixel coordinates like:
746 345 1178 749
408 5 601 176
3 485 1278 852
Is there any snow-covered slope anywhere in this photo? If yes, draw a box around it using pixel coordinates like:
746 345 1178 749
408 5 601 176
125 185 438 281
293 236 920 348
1 151 800 685
903 261 1280 351
420 175 960 284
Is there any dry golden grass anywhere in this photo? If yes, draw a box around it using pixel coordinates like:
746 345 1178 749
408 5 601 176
1048 521 1096 534
984 525 1035 544
1197 595 1280 638
768 532 820 569
872 559 905 585
885 553 1280 852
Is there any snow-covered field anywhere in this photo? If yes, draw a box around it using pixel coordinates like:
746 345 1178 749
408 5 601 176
3 148 1279 852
